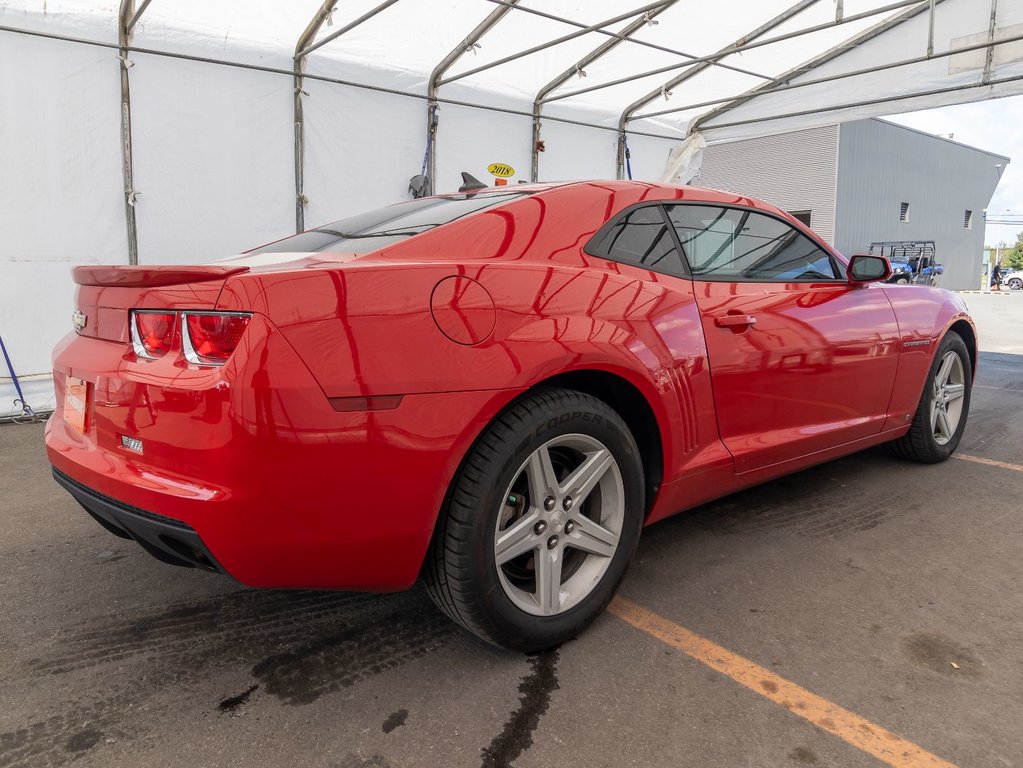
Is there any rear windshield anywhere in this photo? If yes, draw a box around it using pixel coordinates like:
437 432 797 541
254 190 527 255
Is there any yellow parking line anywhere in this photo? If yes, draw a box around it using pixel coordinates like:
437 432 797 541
609 597 958 768
954 454 1023 473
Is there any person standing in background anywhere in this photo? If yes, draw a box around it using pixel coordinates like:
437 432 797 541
991 261 1003 291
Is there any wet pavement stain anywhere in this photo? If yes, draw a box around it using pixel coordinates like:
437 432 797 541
689 452 913 539
480 649 560 768
251 599 453 706
903 631 982 678
381 709 408 734
3 588 451 767
218 684 259 713
788 746 818 764
0 698 122 768
63 729 102 754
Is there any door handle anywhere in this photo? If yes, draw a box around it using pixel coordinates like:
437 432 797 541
715 314 757 329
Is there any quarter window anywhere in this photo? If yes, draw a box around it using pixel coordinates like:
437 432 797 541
665 205 839 282
252 191 527 255
587 206 688 278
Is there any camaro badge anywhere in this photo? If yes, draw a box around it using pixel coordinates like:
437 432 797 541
72 310 87 332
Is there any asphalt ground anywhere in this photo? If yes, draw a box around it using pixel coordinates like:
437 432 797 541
2 295 1021 768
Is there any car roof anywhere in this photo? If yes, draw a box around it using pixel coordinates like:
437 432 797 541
455 179 793 221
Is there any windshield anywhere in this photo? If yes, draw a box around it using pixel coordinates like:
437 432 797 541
252 191 527 255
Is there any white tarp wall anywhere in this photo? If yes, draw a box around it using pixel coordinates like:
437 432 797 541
2 0 1021 417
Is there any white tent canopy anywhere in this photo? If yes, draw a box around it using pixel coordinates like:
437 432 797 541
2 0 1022 416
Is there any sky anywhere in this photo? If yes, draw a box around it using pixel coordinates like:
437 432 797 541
887 94 1023 251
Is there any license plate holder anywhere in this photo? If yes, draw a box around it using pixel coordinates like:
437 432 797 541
64 376 90 435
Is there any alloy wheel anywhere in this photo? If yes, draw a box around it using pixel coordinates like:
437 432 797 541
931 351 966 445
494 434 624 616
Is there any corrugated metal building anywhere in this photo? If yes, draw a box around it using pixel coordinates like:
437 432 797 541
696 118 1009 290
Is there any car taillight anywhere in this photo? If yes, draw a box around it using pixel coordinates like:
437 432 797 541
183 313 251 365
131 311 176 358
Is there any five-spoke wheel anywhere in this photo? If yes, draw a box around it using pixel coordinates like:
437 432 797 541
930 350 966 446
424 388 644 652
495 435 624 616
890 331 972 463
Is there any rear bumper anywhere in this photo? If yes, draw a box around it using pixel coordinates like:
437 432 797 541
52 467 224 573
47 320 522 591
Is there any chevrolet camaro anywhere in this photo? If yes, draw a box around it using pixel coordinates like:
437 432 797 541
47 181 975 651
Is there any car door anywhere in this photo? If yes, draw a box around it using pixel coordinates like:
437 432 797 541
582 204 725 483
664 204 901 473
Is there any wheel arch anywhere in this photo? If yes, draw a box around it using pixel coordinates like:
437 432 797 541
526 369 665 520
947 318 977 379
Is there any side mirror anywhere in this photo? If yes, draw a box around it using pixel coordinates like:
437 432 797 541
847 254 892 284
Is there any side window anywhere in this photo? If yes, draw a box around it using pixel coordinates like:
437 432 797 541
587 206 688 278
665 205 839 282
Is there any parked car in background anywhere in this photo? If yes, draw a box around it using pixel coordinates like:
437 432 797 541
47 181 976 651
1002 268 1022 290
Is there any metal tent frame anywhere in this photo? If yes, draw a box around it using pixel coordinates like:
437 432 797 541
6 0 1017 260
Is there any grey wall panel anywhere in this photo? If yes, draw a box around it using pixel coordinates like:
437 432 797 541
835 120 1007 291
697 125 839 244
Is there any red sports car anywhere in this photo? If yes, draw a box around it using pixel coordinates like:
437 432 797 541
47 181 975 651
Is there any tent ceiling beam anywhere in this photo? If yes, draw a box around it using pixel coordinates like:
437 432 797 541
425 0 521 195
615 0 822 179
124 0 154 36
297 0 402 59
530 0 680 181
1 23 685 143
117 0 146 265
632 30 1023 121
293 0 341 233
982 0 999 84
704 72 1023 131
927 0 936 55
438 1 680 87
544 0 926 105
482 0 776 82
691 0 940 133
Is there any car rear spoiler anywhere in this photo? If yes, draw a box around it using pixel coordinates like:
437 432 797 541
72 265 250 287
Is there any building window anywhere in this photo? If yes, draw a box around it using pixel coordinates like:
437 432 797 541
788 210 812 228
899 202 910 223
964 210 973 229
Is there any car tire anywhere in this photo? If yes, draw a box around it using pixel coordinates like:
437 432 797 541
1009 278 1022 291
888 332 972 463
895 277 910 285
423 387 645 652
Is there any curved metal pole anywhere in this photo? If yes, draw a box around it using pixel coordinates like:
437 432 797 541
426 0 521 195
631 27 1023 122
293 1 399 231
298 0 402 59
117 0 150 264
484 0 773 82
982 0 999 85
530 2 678 182
703 71 1023 132
615 0 821 179
293 1 339 233
546 0 925 106
690 0 941 135
439 1 672 88
125 0 154 35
